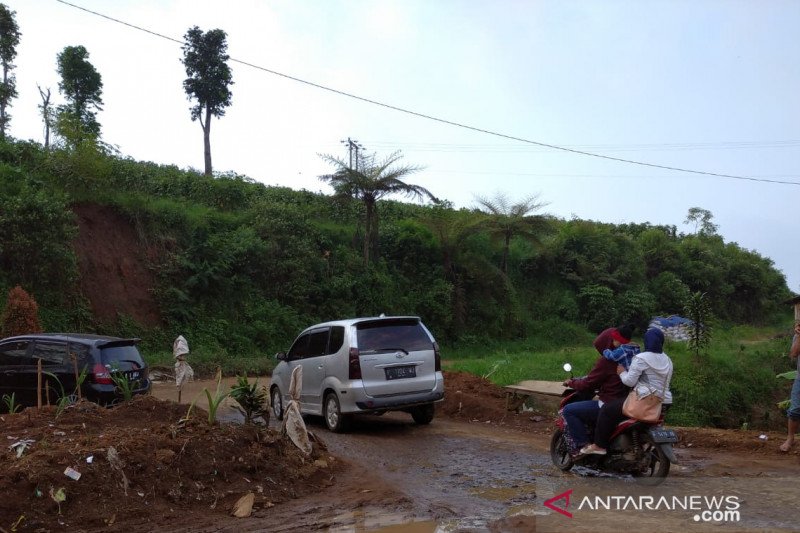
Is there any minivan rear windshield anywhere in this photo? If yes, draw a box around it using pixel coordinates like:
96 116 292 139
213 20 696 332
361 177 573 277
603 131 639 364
101 345 145 367
357 319 433 352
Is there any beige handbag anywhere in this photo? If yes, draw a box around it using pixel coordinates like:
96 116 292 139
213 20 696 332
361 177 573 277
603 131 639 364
622 367 671 423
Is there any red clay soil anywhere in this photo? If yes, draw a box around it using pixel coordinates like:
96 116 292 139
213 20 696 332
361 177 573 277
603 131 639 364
1 371 795 532
71 203 161 327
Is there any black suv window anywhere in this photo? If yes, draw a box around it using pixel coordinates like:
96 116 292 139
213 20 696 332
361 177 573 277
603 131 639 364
101 344 144 368
32 341 67 366
357 319 433 352
0 340 32 365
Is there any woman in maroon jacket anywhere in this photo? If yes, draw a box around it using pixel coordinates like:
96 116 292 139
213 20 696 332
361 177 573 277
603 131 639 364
561 324 634 455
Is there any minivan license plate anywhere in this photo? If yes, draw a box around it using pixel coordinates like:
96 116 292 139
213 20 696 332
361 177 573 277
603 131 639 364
385 366 416 380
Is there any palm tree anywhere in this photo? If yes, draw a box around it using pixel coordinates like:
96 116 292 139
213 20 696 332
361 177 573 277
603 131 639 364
319 151 437 265
474 192 550 274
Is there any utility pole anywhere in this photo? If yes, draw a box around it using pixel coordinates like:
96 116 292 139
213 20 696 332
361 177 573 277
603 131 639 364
340 137 365 170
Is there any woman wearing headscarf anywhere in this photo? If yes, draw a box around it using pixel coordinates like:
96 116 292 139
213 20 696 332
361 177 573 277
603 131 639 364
581 327 673 455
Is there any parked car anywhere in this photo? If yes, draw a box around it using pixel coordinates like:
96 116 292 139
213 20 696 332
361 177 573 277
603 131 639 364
270 316 444 432
0 333 151 409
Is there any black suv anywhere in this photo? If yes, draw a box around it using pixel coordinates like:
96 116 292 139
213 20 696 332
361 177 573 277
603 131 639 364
0 333 151 409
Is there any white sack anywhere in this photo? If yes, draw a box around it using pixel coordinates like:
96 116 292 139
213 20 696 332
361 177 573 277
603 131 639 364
281 365 312 455
173 335 189 359
175 360 194 388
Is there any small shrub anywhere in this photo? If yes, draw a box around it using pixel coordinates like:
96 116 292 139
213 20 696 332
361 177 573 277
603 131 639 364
1 286 42 337
203 368 228 425
2 392 21 414
229 374 269 425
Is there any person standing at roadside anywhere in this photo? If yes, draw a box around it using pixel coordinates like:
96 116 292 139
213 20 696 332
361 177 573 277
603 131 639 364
560 324 634 455
780 322 800 452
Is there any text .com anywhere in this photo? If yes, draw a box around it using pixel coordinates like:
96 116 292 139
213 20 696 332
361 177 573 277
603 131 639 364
694 509 741 523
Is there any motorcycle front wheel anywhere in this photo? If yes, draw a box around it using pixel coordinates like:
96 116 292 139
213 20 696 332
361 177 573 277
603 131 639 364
633 432 670 485
550 429 574 471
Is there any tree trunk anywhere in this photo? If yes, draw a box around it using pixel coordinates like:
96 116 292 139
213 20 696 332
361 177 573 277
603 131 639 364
1 64 9 140
363 198 374 266
502 232 511 274
203 107 212 176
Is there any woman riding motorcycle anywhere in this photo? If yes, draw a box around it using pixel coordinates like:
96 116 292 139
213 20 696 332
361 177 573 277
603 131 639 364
560 324 634 455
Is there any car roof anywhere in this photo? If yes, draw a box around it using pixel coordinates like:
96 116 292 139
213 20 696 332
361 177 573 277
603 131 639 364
303 316 421 331
0 333 140 347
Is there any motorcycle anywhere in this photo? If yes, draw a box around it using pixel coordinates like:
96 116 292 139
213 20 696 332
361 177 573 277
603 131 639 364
550 363 679 485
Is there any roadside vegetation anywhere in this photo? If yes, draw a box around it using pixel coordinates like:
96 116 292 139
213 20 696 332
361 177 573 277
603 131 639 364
0 137 795 428
447 322 793 429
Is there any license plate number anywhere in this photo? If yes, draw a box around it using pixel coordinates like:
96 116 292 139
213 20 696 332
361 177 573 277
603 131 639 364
385 366 416 380
650 428 678 443
127 371 140 380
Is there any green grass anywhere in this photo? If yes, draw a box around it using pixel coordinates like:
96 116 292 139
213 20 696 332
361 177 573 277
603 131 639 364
143 347 276 378
444 322 795 430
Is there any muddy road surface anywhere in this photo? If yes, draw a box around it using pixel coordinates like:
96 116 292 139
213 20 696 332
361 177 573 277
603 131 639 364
152 379 800 532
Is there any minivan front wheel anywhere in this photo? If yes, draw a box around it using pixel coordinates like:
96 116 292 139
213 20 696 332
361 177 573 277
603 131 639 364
324 392 350 433
270 387 284 421
411 403 435 425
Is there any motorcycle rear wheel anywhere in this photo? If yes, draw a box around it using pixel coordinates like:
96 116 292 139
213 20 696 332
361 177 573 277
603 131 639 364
633 432 670 485
550 429 574 471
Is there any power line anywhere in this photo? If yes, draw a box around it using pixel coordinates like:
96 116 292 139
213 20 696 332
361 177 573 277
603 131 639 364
55 0 800 187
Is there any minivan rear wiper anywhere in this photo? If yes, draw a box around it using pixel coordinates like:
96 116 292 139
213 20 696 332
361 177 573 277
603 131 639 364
373 347 409 355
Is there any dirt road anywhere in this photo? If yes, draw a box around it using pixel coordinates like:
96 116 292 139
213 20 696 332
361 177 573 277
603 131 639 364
152 378 800 533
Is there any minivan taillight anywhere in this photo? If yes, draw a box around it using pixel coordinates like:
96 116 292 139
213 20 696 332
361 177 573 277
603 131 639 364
92 363 113 384
348 347 362 380
434 342 441 372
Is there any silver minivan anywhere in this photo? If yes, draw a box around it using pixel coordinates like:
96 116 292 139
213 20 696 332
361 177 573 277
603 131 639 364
269 316 445 432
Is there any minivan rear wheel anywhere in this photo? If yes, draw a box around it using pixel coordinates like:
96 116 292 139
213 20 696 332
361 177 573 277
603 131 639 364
270 386 284 421
411 403 435 425
324 392 350 433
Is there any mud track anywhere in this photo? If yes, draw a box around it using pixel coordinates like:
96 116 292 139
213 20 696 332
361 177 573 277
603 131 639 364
153 376 800 533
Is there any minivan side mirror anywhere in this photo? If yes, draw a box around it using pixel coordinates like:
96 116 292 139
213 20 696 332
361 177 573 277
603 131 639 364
275 351 287 361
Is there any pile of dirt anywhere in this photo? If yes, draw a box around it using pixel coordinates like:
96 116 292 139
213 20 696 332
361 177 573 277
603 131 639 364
675 426 800 455
441 371 553 431
1 396 334 531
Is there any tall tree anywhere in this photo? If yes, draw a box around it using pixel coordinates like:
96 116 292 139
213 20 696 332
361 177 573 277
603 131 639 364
319 150 436 266
181 26 233 176
474 192 550 274
56 45 103 144
0 3 20 140
37 85 52 149
684 207 718 236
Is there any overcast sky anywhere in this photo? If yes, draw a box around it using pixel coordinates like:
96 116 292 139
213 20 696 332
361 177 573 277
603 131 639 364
7 0 800 294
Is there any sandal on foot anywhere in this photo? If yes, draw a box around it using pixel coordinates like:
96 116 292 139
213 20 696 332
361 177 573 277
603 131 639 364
580 444 607 455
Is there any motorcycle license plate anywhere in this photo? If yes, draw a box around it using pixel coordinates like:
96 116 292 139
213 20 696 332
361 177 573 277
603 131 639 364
385 366 416 380
650 428 678 443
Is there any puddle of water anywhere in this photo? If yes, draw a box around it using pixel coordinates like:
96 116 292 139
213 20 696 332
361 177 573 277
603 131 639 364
469 482 536 501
